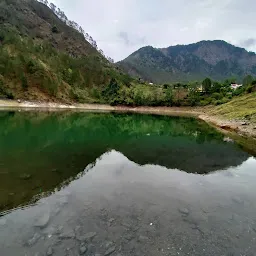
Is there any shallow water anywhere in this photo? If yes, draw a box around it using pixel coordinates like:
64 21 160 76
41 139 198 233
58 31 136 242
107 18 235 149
0 111 256 256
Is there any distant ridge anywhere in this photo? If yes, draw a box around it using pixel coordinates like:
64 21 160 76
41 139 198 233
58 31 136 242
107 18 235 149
118 40 256 83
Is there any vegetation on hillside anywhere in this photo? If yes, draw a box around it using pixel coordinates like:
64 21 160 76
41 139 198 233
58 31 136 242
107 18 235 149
210 92 256 123
0 0 131 102
0 0 255 109
95 75 256 107
118 41 256 83
0 26 132 102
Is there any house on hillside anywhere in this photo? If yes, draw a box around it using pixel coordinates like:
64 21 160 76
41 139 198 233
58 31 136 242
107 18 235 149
196 85 204 93
149 82 154 85
230 83 243 90
188 85 205 93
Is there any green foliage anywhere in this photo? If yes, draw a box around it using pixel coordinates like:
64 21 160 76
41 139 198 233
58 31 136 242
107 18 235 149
163 83 170 89
243 75 253 86
0 78 14 99
26 59 38 74
202 78 211 93
232 86 245 96
200 98 212 106
21 74 28 90
211 82 222 93
102 78 120 104
211 92 222 100
51 25 59 33
246 85 253 93
164 87 173 106
0 20 254 108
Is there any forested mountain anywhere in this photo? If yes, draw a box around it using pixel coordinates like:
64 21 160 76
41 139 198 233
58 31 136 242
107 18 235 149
118 41 256 83
0 0 127 102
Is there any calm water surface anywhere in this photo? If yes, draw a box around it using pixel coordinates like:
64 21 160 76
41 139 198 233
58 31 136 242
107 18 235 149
0 111 256 256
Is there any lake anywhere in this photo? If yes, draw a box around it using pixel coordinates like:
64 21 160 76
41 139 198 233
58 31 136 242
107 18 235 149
0 110 256 256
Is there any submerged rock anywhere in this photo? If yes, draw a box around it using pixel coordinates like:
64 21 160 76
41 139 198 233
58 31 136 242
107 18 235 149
27 233 41 246
232 196 244 204
105 241 114 249
76 232 97 242
84 232 97 240
104 246 116 256
34 211 50 228
79 243 87 255
123 233 133 241
59 230 75 239
138 235 149 242
108 218 115 226
58 196 69 206
46 247 53 256
179 208 189 215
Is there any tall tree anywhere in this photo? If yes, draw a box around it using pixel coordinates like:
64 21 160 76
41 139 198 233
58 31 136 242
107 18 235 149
243 75 253 86
202 78 212 93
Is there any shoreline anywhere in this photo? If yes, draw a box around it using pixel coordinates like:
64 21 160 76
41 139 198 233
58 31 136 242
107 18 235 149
0 99 256 139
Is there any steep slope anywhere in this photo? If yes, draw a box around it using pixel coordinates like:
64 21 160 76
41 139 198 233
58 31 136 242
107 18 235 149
0 0 129 102
210 92 256 123
118 40 256 83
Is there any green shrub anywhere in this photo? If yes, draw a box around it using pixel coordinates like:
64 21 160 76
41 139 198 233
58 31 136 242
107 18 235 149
51 26 59 33
215 100 222 105
200 97 212 106
0 79 4 95
41 76 58 97
246 85 253 93
200 100 209 106
226 93 233 99
21 74 28 90
220 97 229 104
0 33 5 42
6 91 14 99
163 83 170 89
232 87 245 96
212 92 221 100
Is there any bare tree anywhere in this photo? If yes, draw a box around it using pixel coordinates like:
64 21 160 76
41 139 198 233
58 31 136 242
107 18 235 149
49 3 56 13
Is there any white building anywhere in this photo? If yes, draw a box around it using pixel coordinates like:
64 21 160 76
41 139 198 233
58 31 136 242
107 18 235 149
231 84 243 90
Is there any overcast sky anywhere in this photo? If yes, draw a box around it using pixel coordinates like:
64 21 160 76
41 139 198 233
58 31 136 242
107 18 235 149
52 0 256 61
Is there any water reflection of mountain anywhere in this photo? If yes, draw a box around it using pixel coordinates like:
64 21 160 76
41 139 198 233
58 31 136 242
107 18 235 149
0 111 250 211
120 136 249 174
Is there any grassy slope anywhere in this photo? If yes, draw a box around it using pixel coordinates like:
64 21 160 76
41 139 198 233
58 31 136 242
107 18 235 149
210 92 256 123
0 0 132 103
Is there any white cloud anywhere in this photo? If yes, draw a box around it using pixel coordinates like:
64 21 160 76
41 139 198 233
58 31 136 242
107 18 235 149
180 27 188 32
51 0 256 61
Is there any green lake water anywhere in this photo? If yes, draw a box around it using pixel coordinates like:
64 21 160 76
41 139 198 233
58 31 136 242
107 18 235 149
0 110 256 255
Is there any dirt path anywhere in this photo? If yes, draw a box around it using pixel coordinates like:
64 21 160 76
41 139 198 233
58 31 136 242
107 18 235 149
0 99 255 139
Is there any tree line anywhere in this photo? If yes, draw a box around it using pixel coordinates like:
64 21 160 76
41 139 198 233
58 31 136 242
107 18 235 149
99 75 256 107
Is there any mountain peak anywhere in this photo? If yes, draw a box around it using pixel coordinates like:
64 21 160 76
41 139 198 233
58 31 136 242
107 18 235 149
118 40 256 83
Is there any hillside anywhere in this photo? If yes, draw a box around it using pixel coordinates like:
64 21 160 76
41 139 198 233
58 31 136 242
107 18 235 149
0 0 130 102
210 92 256 123
118 41 256 83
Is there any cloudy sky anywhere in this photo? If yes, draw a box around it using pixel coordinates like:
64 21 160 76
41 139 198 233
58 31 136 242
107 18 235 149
52 0 256 61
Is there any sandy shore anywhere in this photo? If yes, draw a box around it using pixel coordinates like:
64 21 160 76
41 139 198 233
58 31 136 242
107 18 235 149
0 99 256 139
